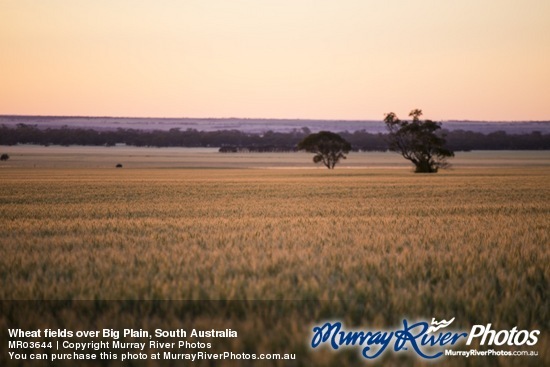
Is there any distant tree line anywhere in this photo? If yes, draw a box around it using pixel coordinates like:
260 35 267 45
0 124 548 151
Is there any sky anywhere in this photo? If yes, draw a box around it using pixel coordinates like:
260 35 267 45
1 0 549 121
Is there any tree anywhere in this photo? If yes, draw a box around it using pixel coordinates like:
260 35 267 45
384 109 454 173
297 131 351 169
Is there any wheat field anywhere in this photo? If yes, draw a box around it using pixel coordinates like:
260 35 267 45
0 149 549 366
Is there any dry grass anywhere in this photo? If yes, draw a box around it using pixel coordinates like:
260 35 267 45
0 151 548 366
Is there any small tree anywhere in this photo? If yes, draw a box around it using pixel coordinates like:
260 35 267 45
0 153 9 161
384 109 454 173
297 131 351 169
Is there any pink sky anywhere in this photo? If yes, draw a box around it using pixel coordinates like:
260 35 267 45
1 1 549 121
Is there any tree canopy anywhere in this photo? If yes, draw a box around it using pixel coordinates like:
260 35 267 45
297 131 351 169
384 109 454 173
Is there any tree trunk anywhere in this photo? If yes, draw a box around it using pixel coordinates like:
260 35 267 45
414 159 437 173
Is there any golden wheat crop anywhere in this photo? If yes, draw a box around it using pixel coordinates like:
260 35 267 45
0 161 548 366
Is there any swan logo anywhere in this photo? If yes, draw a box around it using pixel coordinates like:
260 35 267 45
427 317 455 333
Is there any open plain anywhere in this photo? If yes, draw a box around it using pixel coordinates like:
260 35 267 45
0 147 548 366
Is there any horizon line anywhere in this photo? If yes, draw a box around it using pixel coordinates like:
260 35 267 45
1 114 549 124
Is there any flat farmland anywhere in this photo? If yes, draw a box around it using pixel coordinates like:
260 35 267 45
2 145 549 168
0 148 548 366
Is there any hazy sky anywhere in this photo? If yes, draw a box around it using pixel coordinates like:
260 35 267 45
1 1 549 120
